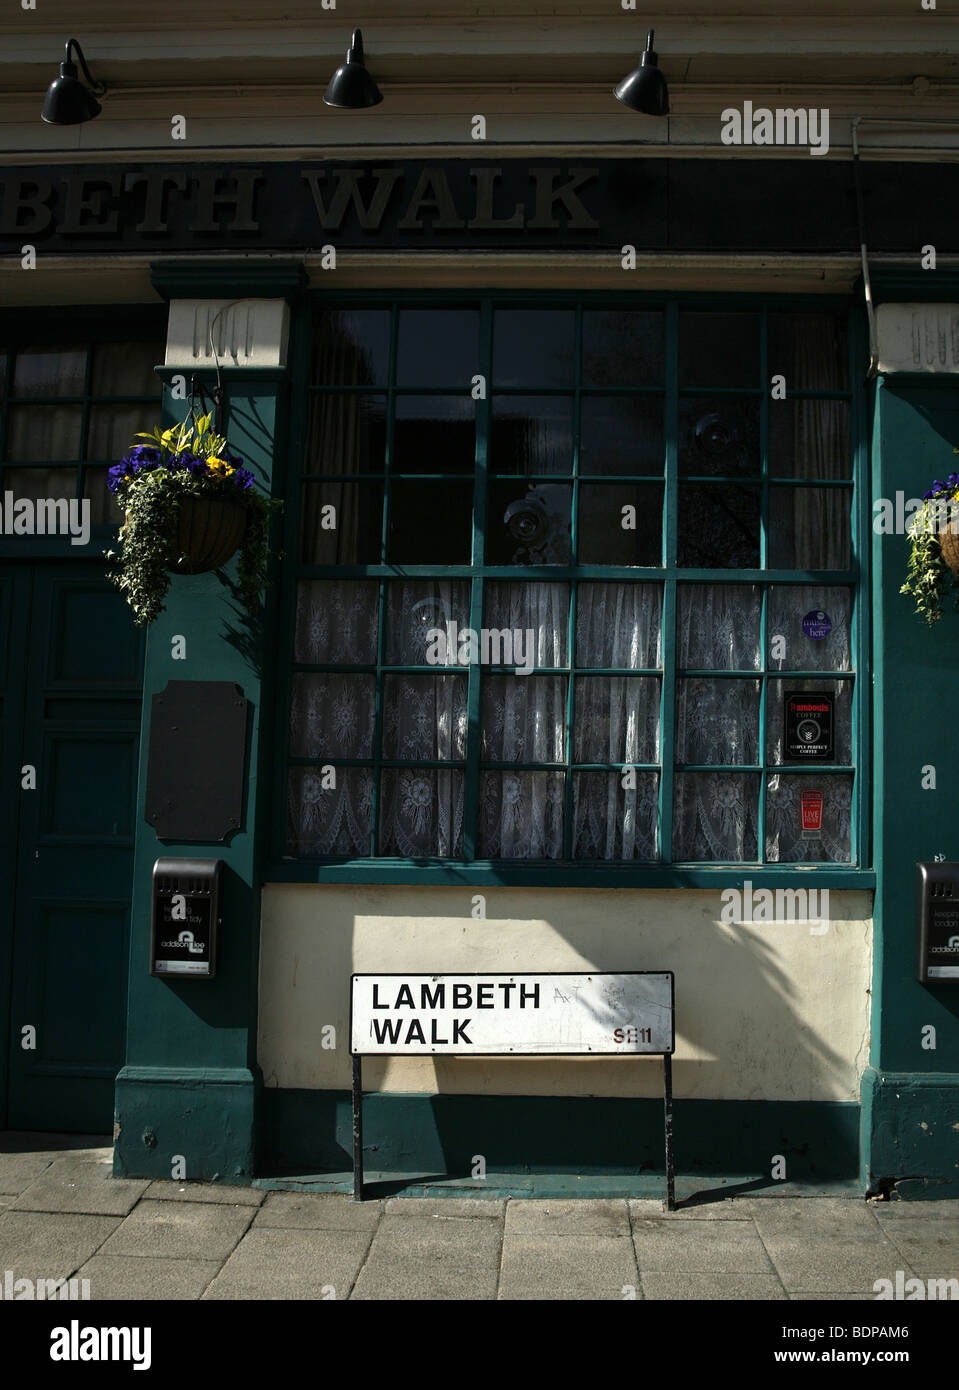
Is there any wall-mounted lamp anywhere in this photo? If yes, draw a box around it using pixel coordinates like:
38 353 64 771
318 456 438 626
41 38 106 125
614 29 669 116
323 29 383 109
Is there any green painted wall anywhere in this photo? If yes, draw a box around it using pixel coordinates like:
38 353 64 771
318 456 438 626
863 354 959 1195
113 264 301 1179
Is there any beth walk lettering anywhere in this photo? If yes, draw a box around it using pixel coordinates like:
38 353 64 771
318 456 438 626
369 979 541 1047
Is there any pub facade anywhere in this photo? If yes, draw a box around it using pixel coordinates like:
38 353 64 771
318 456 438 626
1 0 957 1197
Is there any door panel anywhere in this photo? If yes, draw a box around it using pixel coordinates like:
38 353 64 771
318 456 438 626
5 567 144 1132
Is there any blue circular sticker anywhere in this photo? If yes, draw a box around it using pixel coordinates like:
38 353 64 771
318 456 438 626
802 610 832 640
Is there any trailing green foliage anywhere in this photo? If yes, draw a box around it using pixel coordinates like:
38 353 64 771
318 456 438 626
103 410 281 626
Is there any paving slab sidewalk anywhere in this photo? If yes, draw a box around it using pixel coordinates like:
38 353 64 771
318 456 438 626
1 1133 957 1301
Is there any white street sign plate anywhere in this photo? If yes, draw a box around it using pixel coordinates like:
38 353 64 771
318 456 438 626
350 972 674 1055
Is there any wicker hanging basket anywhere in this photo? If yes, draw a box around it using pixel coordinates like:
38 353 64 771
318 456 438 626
124 497 248 575
940 519 959 577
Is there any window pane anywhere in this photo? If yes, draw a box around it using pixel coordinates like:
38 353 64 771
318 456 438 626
578 483 662 565
766 587 852 671
286 765 373 857
673 773 760 861
84 466 123 524
574 676 660 763
388 481 472 562
766 678 853 765
6 405 82 461
481 676 567 761
478 771 564 858
382 675 468 760
386 580 471 664
379 769 464 855
768 312 848 390
582 310 664 386
12 347 86 397
679 397 759 478
768 486 852 569
580 396 664 476
290 674 375 757
484 581 569 666
487 481 571 564
304 394 386 475
490 395 573 475
2 466 76 500
677 584 761 669
300 481 384 563
492 309 574 387
396 308 479 387
676 678 760 764
679 312 759 388
88 405 160 462
769 400 851 479
678 484 760 568
91 341 162 396
393 395 475 474
294 580 379 664
313 309 390 386
765 773 853 863
576 582 662 668
573 771 659 860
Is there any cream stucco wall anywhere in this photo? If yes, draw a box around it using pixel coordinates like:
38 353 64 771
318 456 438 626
257 885 872 1102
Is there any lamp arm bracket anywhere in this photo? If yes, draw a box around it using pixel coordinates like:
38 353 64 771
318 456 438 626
65 38 107 96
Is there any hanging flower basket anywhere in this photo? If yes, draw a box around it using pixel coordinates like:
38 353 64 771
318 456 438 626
168 496 249 573
106 409 281 625
901 463 959 624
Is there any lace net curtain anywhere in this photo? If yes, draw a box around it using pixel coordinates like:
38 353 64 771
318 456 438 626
288 311 852 863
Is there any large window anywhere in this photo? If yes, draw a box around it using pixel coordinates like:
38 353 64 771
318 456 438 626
280 298 862 869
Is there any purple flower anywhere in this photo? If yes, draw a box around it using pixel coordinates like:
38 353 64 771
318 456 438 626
233 468 255 491
923 489 933 501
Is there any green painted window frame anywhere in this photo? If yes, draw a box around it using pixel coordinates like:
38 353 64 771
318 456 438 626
269 290 873 889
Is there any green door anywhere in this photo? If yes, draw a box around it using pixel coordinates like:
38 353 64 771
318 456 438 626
3 564 144 1132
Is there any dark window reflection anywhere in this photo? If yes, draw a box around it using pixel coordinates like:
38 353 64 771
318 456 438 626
679 312 760 388
768 312 848 390
300 481 384 563
388 481 473 563
490 395 573 475
678 484 760 568
487 481 572 564
492 309 574 387
304 394 386 475
312 309 391 387
396 308 479 387
578 483 663 565
581 396 664 475
679 397 760 478
393 395 475 474
582 310 664 386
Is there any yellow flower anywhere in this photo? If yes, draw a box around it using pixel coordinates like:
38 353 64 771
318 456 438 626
206 457 235 478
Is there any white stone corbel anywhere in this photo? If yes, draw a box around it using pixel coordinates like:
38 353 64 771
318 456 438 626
164 298 290 368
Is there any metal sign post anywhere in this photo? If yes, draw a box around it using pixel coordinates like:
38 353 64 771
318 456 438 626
350 971 676 1209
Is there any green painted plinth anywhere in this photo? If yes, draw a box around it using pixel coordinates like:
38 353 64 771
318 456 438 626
113 1066 260 1183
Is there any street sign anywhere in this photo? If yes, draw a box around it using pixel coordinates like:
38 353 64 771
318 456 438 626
350 972 674 1055
349 972 676 1209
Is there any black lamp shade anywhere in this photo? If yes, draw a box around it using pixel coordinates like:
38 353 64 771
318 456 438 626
614 30 669 116
323 28 382 109
41 43 104 125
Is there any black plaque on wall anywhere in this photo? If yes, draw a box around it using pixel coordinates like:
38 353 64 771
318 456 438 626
145 681 248 841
